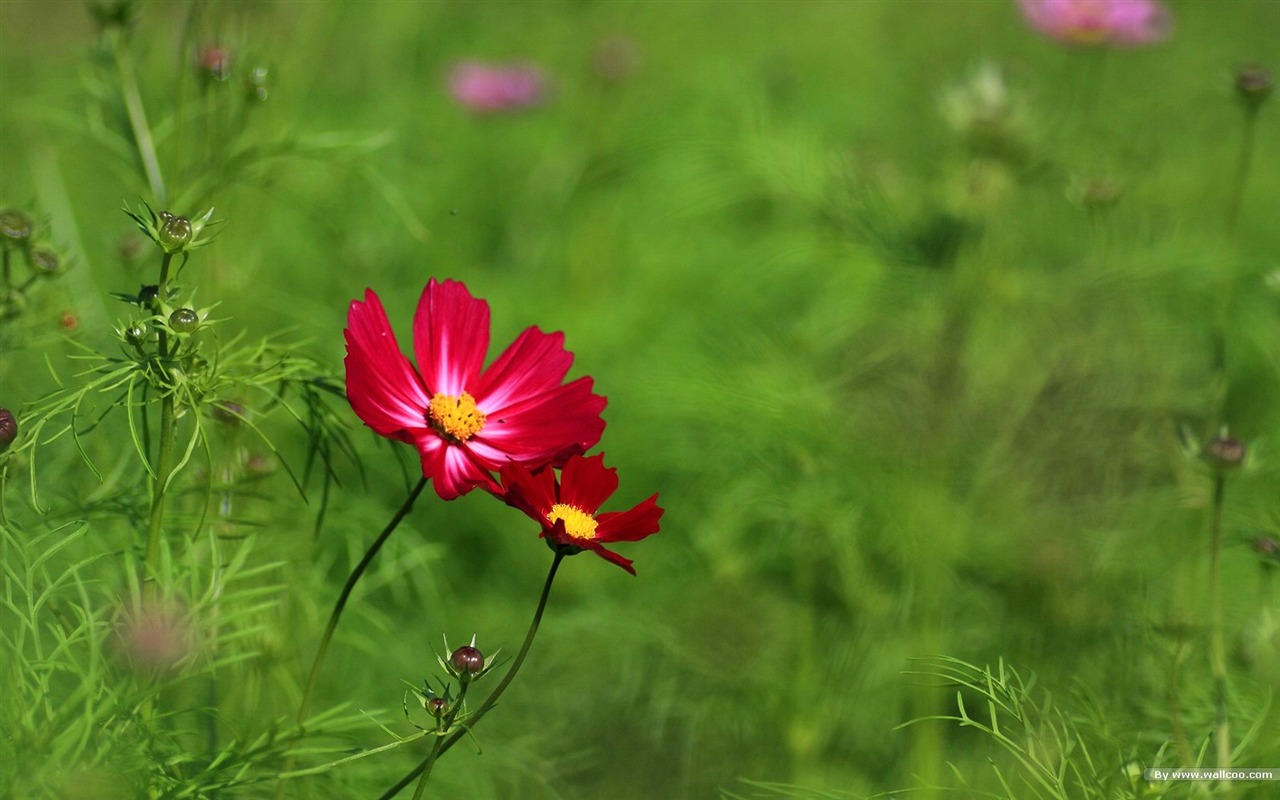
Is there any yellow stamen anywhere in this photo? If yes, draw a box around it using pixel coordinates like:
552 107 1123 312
427 391 486 442
547 503 598 541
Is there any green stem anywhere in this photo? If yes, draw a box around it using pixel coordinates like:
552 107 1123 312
1208 473 1232 785
110 28 167 204
295 476 428 726
1213 108 1261 376
1223 110 1259 244
379 551 565 800
141 252 177 584
411 683 471 800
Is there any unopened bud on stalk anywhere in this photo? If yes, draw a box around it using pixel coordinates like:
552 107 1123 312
125 203 217 256
0 408 17 453
138 284 160 307
197 45 231 82
123 322 149 347
1236 64 1274 114
30 248 63 277
0 209 33 249
426 696 450 719
449 645 485 682
169 308 200 334
1204 434 1246 471
159 215 193 252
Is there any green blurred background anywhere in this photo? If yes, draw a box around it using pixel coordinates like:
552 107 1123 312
3 1 1280 797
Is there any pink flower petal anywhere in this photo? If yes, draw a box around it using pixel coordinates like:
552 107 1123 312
412 278 490 397
344 290 433 439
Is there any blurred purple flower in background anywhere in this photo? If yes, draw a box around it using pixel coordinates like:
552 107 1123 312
448 60 546 113
1018 0 1171 46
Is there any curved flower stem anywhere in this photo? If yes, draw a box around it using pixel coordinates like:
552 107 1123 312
379 551 565 800
275 476 429 800
295 476 429 726
1207 472 1232 782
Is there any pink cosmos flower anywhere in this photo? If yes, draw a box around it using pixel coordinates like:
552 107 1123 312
344 279 606 500
448 61 546 113
1018 0 1170 46
500 453 663 575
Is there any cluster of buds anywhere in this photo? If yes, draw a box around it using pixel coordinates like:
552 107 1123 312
2 206 69 320
404 636 495 734
123 202 217 257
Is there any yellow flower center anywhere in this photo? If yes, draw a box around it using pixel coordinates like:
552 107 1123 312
547 503 598 541
427 391 486 442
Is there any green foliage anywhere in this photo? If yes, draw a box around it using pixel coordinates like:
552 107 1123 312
3 0 1280 798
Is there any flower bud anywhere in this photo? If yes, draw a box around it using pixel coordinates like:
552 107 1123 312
0 408 17 453
1253 536 1280 565
245 66 270 103
212 401 245 426
0 209 33 249
30 248 62 277
1236 64 1274 114
60 311 79 331
158 214 193 252
197 45 231 83
123 322 149 347
137 284 160 307
1204 435 1246 470
426 696 450 719
449 645 485 682
169 308 200 334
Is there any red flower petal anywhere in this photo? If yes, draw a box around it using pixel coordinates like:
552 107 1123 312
557 452 618 514
471 377 606 467
344 290 433 439
596 494 664 543
472 327 574 411
499 461 558 519
412 278 490 396
584 543 636 575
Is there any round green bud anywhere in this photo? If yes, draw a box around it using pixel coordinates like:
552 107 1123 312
30 248 62 277
169 308 200 333
159 215 192 252
124 322 149 346
0 210 33 248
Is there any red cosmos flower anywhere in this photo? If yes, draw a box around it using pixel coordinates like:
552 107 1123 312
344 279 606 500
500 453 663 575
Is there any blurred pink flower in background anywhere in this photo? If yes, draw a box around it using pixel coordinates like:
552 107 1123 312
448 61 546 113
1018 0 1171 46
113 598 192 674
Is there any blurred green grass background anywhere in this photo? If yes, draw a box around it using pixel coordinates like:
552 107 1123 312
3 1 1280 797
